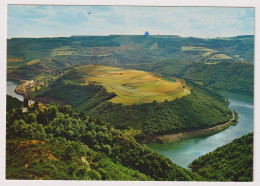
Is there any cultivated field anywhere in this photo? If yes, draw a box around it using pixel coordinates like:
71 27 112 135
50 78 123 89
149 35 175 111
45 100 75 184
7 58 26 68
7 58 24 62
181 46 216 52
72 65 190 105
181 46 233 62
202 51 214 58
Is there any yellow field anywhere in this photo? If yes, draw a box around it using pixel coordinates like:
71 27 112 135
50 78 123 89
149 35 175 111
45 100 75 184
202 51 214 57
73 65 190 105
209 53 232 59
7 58 24 62
27 59 41 65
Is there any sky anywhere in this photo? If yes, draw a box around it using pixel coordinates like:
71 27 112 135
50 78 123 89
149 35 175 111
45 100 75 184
7 5 255 38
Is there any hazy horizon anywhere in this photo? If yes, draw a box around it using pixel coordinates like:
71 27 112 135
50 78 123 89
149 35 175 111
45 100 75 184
7 34 255 40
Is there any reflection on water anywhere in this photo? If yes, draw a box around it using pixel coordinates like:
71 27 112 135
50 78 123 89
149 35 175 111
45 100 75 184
147 92 253 168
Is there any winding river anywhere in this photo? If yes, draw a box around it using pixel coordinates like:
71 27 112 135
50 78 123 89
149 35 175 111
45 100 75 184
7 80 254 169
147 92 254 168
7 81 23 101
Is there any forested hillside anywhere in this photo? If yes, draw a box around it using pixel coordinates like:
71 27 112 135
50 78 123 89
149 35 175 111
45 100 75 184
6 94 252 181
8 35 254 65
189 132 253 181
6 95 23 111
183 62 254 96
6 99 203 181
34 75 233 136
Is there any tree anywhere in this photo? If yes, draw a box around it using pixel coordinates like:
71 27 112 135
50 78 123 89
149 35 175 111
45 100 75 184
23 98 28 107
48 105 58 120
37 109 48 125
27 113 37 123
33 101 39 110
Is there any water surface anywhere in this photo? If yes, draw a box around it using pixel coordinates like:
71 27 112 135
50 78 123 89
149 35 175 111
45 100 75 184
147 92 253 168
7 81 24 101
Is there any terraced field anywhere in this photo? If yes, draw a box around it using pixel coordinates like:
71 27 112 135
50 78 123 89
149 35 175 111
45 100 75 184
72 65 190 105
181 46 234 63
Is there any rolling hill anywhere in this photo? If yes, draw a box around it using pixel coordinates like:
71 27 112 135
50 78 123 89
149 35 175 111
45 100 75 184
32 66 233 136
7 35 253 96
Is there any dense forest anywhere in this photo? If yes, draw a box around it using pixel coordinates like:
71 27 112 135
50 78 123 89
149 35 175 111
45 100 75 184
6 99 203 181
6 96 252 181
6 95 23 111
34 76 233 136
183 62 254 96
189 132 253 181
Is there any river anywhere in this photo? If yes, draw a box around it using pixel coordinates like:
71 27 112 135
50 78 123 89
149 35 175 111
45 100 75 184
7 80 254 169
146 92 254 169
7 80 24 101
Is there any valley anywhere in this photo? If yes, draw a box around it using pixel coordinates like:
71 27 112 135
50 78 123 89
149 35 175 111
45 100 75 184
6 34 254 181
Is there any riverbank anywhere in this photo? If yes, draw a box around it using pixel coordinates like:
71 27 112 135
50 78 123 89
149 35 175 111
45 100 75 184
7 78 24 96
138 112 237 143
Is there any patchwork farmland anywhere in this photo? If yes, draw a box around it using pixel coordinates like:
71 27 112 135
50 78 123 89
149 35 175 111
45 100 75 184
67 65 190 105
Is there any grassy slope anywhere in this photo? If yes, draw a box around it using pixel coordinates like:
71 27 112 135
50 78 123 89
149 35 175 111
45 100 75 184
189 132 253 181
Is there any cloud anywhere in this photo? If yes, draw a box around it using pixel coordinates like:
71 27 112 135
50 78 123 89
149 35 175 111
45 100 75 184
7 5 254 38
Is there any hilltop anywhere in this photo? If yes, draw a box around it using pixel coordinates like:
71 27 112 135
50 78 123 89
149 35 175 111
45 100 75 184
62 65 190 105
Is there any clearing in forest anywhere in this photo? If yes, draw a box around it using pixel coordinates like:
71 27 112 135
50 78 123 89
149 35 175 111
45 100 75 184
71 65 190 105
